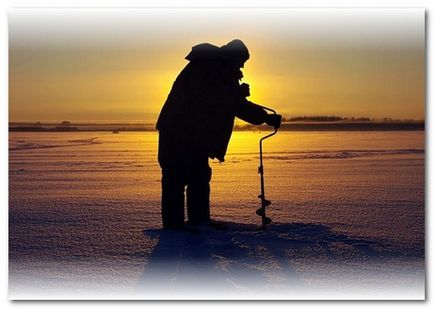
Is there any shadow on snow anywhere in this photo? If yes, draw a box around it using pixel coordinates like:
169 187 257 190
138 222 391 296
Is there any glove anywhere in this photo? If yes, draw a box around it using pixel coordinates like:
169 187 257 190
265 114 282 129
239 83 250 97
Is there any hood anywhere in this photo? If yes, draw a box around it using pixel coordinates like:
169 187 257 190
185 43 221 62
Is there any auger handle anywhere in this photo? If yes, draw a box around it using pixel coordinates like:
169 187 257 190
257 105 279 230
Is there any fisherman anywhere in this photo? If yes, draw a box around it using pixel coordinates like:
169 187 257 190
156 39 281 231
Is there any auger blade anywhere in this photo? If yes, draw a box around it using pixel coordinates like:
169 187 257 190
256 209 272 225
257 195 272 206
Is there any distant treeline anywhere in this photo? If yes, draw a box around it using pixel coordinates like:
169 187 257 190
9 126 148 132
235 122 424 131
286 116 371 122
10 126 79 132
283 116 424 122
9 117 425 132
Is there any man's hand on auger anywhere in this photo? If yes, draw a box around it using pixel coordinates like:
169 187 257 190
265 114 282 129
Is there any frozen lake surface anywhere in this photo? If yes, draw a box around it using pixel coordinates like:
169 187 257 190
9 131 425 299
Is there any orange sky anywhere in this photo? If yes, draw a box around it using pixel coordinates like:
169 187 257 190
9 8 425 123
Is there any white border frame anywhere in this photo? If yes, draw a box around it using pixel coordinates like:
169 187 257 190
1 1 430 308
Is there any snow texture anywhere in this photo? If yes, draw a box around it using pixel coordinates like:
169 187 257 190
9 131 425 299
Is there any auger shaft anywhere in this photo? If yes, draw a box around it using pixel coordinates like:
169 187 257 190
256 106 278 230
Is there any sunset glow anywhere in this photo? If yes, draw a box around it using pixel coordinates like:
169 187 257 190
9 9 425 123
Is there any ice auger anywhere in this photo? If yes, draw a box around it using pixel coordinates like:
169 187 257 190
256 106 279 230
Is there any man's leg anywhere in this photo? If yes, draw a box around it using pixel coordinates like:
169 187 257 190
186 157 212 225
158 131 187 229
161 169 185 229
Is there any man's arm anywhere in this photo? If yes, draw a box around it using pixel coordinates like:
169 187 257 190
234 83 282 128
235 99 268 125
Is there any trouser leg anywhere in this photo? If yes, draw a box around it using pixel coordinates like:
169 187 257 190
158 130 187 229
161 170 185 229
186 161 212 225
186 181 210 225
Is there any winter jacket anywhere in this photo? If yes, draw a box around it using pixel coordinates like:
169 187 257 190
156 43 267 162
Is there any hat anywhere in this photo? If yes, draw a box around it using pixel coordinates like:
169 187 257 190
220 39 250 62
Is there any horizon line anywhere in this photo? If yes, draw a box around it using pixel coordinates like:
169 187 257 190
8 118 426 125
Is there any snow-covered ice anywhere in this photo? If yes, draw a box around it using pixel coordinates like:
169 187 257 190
8 131 425 299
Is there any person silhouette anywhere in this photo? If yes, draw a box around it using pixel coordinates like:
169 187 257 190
156 39 281 231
